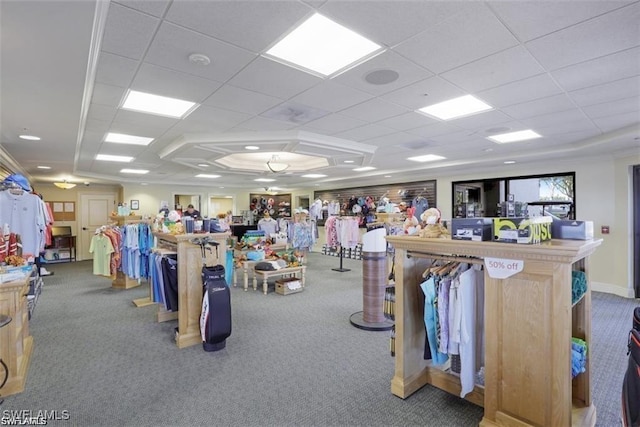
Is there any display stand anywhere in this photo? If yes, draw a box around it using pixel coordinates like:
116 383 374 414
385 235 602 427
109 215 143 290
0 271 34 397
154 232 229 349
332 246 351 272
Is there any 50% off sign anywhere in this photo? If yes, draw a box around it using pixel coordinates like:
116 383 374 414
484 257 524 279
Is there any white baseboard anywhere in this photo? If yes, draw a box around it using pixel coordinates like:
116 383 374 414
591 281 635 298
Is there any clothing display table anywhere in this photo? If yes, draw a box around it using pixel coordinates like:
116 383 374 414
0 272 33 396
253 266 306 295
386 236 601 427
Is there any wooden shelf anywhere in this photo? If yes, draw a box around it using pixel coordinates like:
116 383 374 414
386 236 602 427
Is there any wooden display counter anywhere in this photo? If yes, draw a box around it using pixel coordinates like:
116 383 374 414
385 236 602 427
0 271 34 396
154 232 229 349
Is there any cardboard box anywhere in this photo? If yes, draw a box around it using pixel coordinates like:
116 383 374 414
451 218 493 241
275 278 303 295
493 216 552 244
551 220 594 240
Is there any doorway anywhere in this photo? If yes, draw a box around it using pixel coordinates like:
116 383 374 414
209 196 234 218
173 193 202 216
79 193 116 260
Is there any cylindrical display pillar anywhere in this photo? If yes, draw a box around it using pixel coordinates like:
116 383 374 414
362 251 387 323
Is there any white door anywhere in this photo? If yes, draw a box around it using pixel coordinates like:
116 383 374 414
79 193 116 260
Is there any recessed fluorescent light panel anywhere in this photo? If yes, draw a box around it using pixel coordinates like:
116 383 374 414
301 174 327 178
418 95 493 121
195 174 221 178
121 90 198 119
19 135 41 141
264 13 384 78
488 129 542 144
105 132 154 146
407 154 446 163
255 178 276 182
96 154 134 162
353 166 376 172
37 166 51 169
120 168 148 174
244 146 260 150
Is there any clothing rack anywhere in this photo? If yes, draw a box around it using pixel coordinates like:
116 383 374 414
406 250 485 266
328 216 359 273
108 216 143 290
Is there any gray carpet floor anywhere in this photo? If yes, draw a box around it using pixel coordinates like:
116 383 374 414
2 252 637 426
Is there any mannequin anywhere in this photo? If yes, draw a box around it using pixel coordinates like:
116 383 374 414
258 212 278 236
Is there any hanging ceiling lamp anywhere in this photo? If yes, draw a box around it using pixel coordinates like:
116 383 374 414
266 155 289 173
53 180 76 189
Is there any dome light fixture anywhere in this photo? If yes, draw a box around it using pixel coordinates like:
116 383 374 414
53 180 76 190
266 155 289 173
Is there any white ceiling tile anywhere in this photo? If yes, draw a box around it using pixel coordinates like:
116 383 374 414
227 57 322 99
87 104 117 123
582 96 640 120
381 76 466 110
291 81 373 112
394 2 518 74
112 109 180 134
94 53 138 87
525 2 640 70
233 116 299 132
334 123 397 142
489 0 632 42
145 22 257 84
91 82 127 108
332 51 433 96
338 98 409 122
113 0 171 18
101 3 159 60
319 0 461 47
522 110 596 132
441 46 545 92
592 111 640 133
551 47 640 92
165 1 311 52
260 101 330 125
302 114 368 134
131 62 222 103
406 122 464 139
204 85 283 116
569 76 640 107
181 105 252 131
376 112 437 131
501 94 578 120
477 74 563 108
362 131 427 148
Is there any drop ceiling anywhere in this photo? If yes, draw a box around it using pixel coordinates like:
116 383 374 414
1 0 639 191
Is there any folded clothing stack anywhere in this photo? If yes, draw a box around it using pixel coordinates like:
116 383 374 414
571 337 588 378
571 270 587 304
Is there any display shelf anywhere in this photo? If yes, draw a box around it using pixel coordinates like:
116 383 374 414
385 236 602 427
42 235 76 263
0 270 34 396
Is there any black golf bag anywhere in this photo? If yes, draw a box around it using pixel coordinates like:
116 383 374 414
200 264 232 351
622 307 640 427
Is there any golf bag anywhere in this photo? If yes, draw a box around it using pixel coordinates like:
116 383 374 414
200 264 232 352
622 307 640 427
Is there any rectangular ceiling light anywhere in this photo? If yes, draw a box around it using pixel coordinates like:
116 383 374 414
120 168 149 174
417 95 493 121
105 132 154 146
121 90 198 119
407 154 446 162
96 154 134 162
195 174 221 178
353 166 376 172
301 174 327 178
255 178 276 182
488 129 542 143
264 13 384 78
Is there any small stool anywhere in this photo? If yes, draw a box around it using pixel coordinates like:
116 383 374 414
0 314 12 404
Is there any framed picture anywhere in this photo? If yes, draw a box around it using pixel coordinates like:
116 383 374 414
130 200 139 210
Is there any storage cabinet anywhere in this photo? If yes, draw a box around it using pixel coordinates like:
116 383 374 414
385 236 602 427
0 271 34 396
43 235 76 263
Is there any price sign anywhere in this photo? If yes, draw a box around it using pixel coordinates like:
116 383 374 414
484 257 524 279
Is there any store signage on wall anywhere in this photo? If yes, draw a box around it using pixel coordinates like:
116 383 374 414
484 257 524 279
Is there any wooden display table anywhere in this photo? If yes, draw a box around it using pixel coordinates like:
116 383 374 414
253 266 306 295
232 243 289 292
385 236 601 427
154 232 229 348
0 271 33 396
